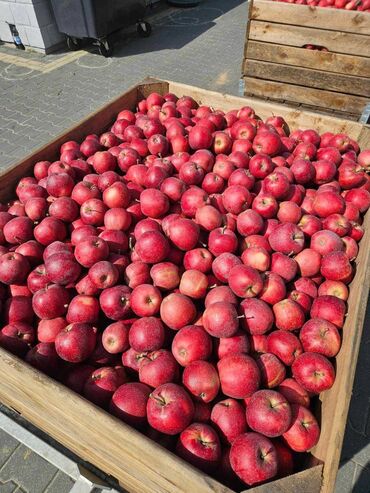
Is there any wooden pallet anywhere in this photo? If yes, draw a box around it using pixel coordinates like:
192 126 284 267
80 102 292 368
0 79 369 493
242 0 370 120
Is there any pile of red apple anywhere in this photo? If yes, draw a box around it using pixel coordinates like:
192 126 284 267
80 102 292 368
303 44 329 51
0 90 369 489
272 0 370 11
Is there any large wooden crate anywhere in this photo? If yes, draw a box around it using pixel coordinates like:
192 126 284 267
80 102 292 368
0 79 369 493
242 0 370 120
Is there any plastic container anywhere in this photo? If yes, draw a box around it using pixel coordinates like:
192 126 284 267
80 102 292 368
50 0 151 56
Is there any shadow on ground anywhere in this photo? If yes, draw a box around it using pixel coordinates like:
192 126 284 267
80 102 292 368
50 0 247 59
336 297 370 491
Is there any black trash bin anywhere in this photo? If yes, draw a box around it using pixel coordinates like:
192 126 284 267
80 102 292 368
50 0 151 56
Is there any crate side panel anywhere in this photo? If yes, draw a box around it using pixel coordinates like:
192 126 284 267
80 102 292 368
249 21 370 57
243 77 369 115
251 0 370 35
244 41 370 78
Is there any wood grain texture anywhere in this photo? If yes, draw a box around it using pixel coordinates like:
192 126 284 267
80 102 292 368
251 0 370 35
0 351 233 493
248 466 323 493
245 41 370 78
244 59 370 97
0 78 369 493
249 21 370 57
243 76 369 115
311 209 370 493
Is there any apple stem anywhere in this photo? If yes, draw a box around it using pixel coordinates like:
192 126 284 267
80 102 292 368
151 394 166 406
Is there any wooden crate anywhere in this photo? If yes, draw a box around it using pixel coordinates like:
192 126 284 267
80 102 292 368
242 0 370 120
0 79 369 493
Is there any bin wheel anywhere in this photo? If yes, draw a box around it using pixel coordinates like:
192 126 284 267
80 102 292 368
66 36 82 51
98 39 113 57
137 21 151 38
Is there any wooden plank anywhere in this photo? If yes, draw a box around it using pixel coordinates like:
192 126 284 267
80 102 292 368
245 41 370 78
248 466 323 493
166 80 370 146
0 350 233 493
243 0 255 61
245 59 370 97
243 76 369 115
251 0 370 35
249 20 370 57
311 210 370 493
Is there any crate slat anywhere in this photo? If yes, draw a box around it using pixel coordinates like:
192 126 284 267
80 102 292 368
251 0 370 35
249 21 370 58
244 59 369 97
242 465 323 493
245 41 370 78
243 77 369 115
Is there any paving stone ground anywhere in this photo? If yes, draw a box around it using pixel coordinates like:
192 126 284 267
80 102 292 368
0 1 369 492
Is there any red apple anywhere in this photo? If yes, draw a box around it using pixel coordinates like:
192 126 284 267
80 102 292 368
205 286 237 307
217 354 260 399
202 301 239 338
177 423 221 472
240 298 273 335
32 285 70 319
228 265 263 298
55 323 97 363
268 223 305 255
310 295 346 328
246 390 292 437
273 299 305 331
135 230 170 263
230 432 278 486
110 382 151 427
267 330 303 366
216 331 250 359
139 349 179 388
160 293 196 330
168 218 200 251
292 352 335 393
0 252 30 285
211 398 247 444
83 366 127 408
66 292 99 323
172 325 212 366
320 251 352 283
182 360 220 403
102 321 130 354
299 318 341 357
99 285 131 320
146 383 194 435
277 378 310 407
256 352 286 388
318 280 348 300
282 404 320 452
0 322 35 357
294 248 322 277
260 271 286 305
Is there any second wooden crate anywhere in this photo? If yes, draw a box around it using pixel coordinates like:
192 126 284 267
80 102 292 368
242 0 370 120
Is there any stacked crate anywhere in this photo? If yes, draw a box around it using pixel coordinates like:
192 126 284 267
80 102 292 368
242 0 370 120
